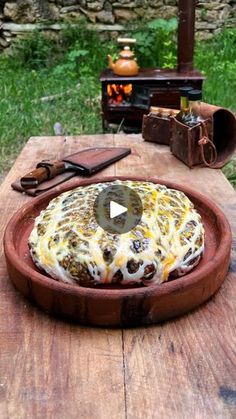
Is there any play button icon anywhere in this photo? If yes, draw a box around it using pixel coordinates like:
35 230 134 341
110 201 127 219
93 183 143 234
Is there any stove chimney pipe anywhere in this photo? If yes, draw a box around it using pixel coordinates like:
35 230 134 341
177 0 196 72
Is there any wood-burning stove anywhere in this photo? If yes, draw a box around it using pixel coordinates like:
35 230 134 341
100 0 205 132
100 68 204 131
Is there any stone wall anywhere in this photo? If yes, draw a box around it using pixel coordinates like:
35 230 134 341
0 0 235 49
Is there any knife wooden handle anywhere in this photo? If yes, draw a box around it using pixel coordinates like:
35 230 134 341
21 161 65 189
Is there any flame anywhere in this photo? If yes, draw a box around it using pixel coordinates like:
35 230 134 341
123 84 132 95
107 84 132 104
107 84 112 96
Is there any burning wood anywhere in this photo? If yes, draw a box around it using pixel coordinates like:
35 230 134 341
107 83 132 105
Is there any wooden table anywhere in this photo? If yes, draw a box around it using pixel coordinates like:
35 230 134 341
0 134 236 418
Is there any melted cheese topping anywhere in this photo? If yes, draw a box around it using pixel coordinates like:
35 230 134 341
29 181 204 287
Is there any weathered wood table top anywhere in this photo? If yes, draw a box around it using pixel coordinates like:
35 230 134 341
0 134 236 418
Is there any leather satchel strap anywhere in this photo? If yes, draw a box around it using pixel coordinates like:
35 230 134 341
198 122 217 167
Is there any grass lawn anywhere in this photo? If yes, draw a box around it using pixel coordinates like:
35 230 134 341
0 25 235 186
0 64 101 176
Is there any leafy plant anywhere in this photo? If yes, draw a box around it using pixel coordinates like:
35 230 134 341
58 20 110 75
10 19 114 75
195 28 236 110
132 18 177 68
11 31 57 69
53 47 89 77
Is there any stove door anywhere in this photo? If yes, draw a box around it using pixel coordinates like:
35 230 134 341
131 86 150 110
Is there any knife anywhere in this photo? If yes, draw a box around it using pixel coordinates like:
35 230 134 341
20 160 85 189
20 147 131 189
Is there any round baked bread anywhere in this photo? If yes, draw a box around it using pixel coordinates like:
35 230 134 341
28 180 204 287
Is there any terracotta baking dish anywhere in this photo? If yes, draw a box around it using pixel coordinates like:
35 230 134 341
3 176 232 327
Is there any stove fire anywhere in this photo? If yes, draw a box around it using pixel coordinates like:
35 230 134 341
107 83 132 106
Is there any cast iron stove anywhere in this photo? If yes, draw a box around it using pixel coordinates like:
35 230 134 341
100 68 204 132
100 0 205 132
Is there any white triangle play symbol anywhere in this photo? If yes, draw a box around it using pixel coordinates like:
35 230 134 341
110 201 127 219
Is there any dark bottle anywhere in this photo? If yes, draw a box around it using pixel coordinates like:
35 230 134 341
185 89 203 127
176 86 193 123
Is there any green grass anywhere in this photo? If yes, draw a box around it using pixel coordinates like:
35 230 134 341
194 29 236 185
195 28 236 111
0 61 102 176
0 24 235 185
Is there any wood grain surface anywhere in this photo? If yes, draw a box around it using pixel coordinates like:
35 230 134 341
0 134 236 418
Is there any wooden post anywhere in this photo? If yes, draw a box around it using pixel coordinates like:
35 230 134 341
177 0 196 72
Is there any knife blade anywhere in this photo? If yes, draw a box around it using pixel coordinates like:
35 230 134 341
20 160 85 189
